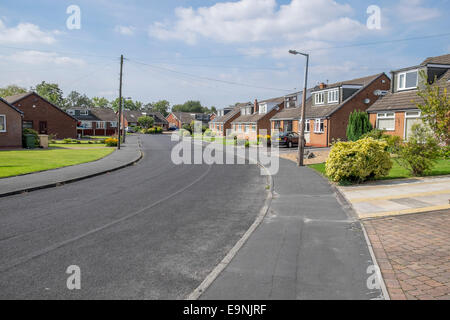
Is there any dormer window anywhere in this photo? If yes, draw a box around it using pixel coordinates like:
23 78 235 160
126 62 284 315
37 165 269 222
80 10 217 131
67 109 75 116
327 89 339 104
80 110 88 116
397 70 418 90
314 92 324 105
259 104 267 114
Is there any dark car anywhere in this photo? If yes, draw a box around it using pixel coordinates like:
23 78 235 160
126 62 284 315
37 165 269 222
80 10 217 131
277 132 300 148
168 126 178 131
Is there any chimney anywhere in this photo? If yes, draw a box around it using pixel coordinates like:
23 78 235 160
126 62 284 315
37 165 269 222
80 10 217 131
319 82 327 90
254 99 258 113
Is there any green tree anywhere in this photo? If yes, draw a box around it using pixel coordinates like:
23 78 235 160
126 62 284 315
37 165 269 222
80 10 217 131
151 100 170 117
111 98 140 112
414 70 450 145
172 100 204 113
33 81 65 108
0 85 27 98
346 110 373 141
138 116 154 129
92 97 110 108
65 90 92 108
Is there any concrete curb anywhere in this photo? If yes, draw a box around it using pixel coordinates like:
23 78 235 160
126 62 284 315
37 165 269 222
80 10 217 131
0 137 143 198
186 142 274 300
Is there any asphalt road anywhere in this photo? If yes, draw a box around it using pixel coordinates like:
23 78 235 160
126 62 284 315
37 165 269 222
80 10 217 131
0 134 267 299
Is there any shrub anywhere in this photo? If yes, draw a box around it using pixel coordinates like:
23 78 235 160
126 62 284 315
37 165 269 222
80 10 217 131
88 141 93 144
346 111 373 141
440 146 450 159
145 128 156 134
23 128 40 147
105 138 118 147
76 140 82 144
326 137 392 184
138 116 154 129
244 141 250 148
155 126 163 134
362 129 386 140
63 138 72 144
396 124 440 176
384 135 402 154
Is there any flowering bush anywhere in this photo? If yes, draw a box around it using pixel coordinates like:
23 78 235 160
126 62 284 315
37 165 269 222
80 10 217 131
326 137 392 183
105 138 118 147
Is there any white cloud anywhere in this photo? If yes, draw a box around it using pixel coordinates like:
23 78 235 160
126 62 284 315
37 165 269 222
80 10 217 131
114 25 136 36
7 50 85 66
149 0 367 45
395 0 440 23
0 19 57 44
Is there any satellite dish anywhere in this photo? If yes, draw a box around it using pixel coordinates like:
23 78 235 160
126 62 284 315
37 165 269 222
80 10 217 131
364 98 371 104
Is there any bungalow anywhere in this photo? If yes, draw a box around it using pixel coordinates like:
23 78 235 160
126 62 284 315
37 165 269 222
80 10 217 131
5 92 77 139
166 112 210 129
0 97 23 149
231 97 285 140
68 107 118 137
123 110 169 130
271 73 391 147
367 53 450 141
209 104 245 136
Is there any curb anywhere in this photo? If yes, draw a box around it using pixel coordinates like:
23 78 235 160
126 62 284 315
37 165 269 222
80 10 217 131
0 138 143 199
186 142 274 300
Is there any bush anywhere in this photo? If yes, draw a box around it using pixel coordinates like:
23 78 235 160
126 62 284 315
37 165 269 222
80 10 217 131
155 126 163 134
396 124 440 176
105 138 118 147
244 141 250 148
326 137 392 184
440 146 450 159
23 128 40 147
182 123 192 134
362 129 386 140
145 128 156 134
346 111 373 141
138 116 154 129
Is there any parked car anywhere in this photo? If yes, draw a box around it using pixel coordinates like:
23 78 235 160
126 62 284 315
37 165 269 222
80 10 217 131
126 126 136 133
168 126 178 131
277 132 300 148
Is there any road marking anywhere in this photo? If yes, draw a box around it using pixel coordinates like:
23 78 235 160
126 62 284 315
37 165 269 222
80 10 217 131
350 189 450 203
361 205 450 220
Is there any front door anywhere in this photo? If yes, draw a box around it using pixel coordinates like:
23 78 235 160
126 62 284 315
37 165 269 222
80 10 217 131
39 121 48 134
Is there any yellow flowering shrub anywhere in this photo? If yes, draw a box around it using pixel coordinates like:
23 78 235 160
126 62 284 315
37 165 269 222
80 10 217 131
325 137 392 183
105 138 118 147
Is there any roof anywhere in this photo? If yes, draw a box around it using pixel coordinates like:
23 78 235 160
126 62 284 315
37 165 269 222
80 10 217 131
4 91 77 122
421 53 450 66
368 69 450 113
313 73 382 91
144 111 169 124
272 73 386 120
211 103 249 123
169 112 206 124
232 98 284 123
90 108 117 121
0 96 23 115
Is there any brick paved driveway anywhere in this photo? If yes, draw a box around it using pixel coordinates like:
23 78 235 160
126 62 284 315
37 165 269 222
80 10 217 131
364 210 450 300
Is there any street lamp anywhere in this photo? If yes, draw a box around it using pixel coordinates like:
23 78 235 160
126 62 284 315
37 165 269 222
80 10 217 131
289 50 309 167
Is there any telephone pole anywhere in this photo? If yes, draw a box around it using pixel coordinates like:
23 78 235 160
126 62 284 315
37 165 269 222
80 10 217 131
117 54 123 150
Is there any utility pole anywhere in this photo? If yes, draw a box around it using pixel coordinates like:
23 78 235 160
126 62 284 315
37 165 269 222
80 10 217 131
117 54 123 150
289 50 309 166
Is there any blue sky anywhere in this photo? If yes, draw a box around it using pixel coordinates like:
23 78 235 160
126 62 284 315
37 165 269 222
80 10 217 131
0 0 449 109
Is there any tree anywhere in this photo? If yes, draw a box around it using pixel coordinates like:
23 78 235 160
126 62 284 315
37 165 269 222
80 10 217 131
346 110 373 141
172 100 204 113
138 116 154 129
65 90 92 108
210 106 217 114
92 97 110 108
111 98 140 112
415 70 450 145
151 100 170 117
0 85 27 98
33 81 65 108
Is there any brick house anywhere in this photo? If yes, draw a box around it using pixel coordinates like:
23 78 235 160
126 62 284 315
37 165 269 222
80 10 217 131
271 73 391 147
5 92 77 139
209 104 244 136
166 112 210 129
0 97 23 149
231 97 285 140
367 54 450 141
124 110 169 130
68 107 118 137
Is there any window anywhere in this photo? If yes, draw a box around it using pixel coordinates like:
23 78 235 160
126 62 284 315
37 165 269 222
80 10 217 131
302 120 310 133
314 92 324 105
23 120 33 129
259 104 267 114
245 124 249 132
67 110 75 116
110 121 117 128
251 124 256 131
314 119 324 133
377 113 395 131
274 121 281 130
97 121 106 129
0 115 5 132
328 89 339 103
80 110 88 116
80 121 92 129
397 70 418 90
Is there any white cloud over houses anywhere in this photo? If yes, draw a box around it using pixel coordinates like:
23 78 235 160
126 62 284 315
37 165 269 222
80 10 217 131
395 0 440 23
0 19 57 44
6 50 85 66
149 0 367 45
114 25 136 36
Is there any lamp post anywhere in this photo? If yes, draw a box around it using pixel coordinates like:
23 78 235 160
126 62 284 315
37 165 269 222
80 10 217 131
289 50 309 167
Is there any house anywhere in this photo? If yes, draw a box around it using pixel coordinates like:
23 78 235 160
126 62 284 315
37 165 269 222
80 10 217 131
209 113 217 121
231 97 285 140
271 73 391 147
166 112 210 129
367 53 450 141
4 92 77 139
68 107 118 137
208 104 244 136
0 97 23 148
124 110 169 130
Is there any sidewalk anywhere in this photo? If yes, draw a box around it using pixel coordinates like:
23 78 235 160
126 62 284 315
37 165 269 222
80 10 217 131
0 135 142 197
338 176 450 219
201 158 383 300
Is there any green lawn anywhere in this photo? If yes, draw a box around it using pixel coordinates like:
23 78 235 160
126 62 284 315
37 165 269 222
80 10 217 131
0 148 114 178
50 143 107 148
308 159 450 181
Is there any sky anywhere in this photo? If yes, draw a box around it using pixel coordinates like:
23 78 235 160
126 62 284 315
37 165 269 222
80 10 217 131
0 0 449 109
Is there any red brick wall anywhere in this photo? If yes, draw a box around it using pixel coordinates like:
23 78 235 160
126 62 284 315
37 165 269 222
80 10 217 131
257 102 285 136
0 101 22 148
13 94 77 139
167 113 181 128
369 111 406 139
